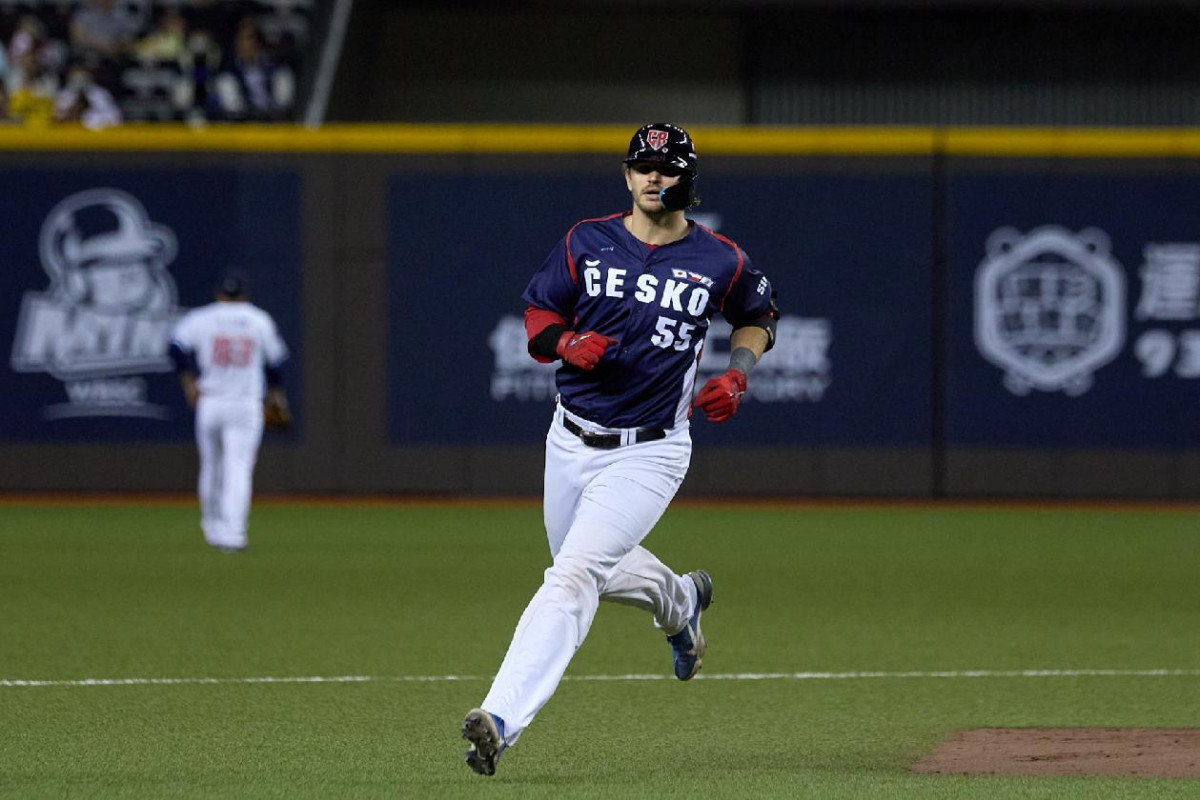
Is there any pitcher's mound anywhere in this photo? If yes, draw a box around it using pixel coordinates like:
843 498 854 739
913 728 1200 778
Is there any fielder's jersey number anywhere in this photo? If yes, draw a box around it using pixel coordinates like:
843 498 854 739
212 336 255 367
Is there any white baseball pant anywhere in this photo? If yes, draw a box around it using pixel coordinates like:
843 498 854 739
195 396 263 549
481 403 697 743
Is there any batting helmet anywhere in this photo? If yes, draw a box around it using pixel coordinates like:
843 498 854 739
623 123 697 177
623 123 699 210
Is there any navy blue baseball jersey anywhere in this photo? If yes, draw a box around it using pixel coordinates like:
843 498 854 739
523 212 775 429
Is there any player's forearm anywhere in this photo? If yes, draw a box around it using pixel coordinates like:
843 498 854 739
695 328 765 424
728 326 770 375
180 373 199 408
525 305 569 363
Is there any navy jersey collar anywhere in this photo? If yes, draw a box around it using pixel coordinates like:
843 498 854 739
615 211 695 249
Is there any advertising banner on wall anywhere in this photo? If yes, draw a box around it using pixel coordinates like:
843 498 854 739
947 171 1200 448
388 170 933 446
0 170 302 441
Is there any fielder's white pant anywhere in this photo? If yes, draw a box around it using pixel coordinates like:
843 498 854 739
195 396 263 549
481 403 696 743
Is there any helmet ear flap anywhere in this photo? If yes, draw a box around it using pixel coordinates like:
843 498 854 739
660 176 697 211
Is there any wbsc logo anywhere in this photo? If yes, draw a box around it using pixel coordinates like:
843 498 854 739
975 226 1126 397
10 189 186 419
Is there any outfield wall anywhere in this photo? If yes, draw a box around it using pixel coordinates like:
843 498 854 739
2 125 1200 499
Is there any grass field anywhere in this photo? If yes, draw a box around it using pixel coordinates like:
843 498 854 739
2 499 1199 798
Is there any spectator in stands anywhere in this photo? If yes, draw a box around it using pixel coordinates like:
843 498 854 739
177 28 223 123
8 65 57 126
0 83 17 125
4 16 37 95
8 15 68 92
212 17 293 122
256 2 308 73
135 8 189 63
0 30 8 88
6 17 62 126
54 61 122 130
128 7 194 121
128 7 223 124
70 0 140 89
70 0 140 59
9 14 41 53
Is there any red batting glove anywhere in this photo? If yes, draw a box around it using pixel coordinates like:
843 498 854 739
694 369 748 423
556 331 618 371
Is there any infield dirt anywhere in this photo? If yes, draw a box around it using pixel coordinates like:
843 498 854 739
913 728 1200 778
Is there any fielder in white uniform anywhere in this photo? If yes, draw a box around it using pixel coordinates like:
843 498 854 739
169 274 289 552
462 124 780 775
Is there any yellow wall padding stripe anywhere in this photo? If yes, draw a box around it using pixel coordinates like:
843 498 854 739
6 123 1200 157
943 128 1200 158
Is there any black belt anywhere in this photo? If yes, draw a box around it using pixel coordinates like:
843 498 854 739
562 416 666 449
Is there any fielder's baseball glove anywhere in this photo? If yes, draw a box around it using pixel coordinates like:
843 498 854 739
263 396 292 432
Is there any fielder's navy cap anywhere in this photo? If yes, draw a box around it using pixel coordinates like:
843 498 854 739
217 272 248 298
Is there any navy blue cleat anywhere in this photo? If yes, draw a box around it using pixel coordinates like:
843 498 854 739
462 708 507 776
666 570 713 681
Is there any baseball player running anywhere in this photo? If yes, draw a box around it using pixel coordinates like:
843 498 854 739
169 274 290 552
462 123 779 775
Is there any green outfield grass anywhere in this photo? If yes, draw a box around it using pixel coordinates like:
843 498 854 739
1 500 1198 798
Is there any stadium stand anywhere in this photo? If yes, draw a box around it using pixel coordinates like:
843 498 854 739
0 0 311 125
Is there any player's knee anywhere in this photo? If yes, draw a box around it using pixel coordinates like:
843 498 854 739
544 556 602 605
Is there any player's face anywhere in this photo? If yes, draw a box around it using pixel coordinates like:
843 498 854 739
625 162 685 215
